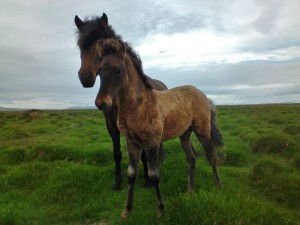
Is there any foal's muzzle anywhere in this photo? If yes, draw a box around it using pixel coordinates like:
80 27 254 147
95 95 112 112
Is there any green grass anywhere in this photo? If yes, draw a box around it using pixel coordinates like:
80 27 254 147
0 105 300 225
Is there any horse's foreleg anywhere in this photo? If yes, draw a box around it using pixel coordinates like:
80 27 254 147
112 133 122 190
145 145 164 218
121 140 141 219
180 128 196 192
105 112 122 191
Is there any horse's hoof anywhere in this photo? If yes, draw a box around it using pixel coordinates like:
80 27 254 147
112 183 121 191
120 210 129 220
187 186 194 193
144 179 154 188
186 189 194 194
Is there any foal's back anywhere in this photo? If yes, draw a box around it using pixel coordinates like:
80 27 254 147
154 85 212 141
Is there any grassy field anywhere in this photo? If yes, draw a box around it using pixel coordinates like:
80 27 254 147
0 104 299 225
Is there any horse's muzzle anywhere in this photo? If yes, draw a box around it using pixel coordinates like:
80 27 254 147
97 102 107 111
78 71 95 88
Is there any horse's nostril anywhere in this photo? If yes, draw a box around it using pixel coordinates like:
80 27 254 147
100 102 107 111
96 102 107 111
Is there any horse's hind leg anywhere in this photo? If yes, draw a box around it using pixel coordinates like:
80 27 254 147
145 145 164 218
195 132 221 187
180 127 197 192
121 140 141 219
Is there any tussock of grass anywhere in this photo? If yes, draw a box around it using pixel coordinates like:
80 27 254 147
0 162 51 191
293 154 300 170
251 133 294 156
20 109 43 121
250 159 300 209
283 125 300 135
224 148 248 167
0 148 27 165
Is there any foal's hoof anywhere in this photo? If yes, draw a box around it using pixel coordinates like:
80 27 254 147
216 182 223 189
156 203 165 219
156 210 164 219
120 210 129 220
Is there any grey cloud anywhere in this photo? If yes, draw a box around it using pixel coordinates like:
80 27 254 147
107 2 207 45
145 61 300 103
0 0 299 108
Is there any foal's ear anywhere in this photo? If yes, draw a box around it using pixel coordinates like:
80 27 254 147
101 13 108 24
118 40 126 57
74 15 84 30
96 40 103 57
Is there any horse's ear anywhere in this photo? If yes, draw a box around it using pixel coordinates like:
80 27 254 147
75 15 84 30
118 40 126 57
96 40 103 57
101 13 108 24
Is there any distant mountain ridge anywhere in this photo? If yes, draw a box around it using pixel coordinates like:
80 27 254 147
0 107 24 111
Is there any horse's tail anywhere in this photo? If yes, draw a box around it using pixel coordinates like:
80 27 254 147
209 100 224 148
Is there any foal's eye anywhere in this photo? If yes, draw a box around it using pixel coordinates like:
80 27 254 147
115 69 122 76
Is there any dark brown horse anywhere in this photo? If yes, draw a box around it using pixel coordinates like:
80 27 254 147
74 13 167 190
95 39 224 218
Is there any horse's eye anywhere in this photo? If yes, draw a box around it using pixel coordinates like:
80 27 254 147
115 66 123 76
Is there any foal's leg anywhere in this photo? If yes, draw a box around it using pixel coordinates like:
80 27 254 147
141 150 153 187
195 133 221 187
104 110 122 191
180 128 197 192
145 145 164 217
121 141 141 219
141 143 165 188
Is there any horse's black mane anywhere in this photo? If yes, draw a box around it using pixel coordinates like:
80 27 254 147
76 16 152 89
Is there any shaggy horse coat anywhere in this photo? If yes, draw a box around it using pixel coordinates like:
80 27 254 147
95 39 224 218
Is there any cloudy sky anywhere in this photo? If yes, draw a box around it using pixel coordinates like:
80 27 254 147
0 0 299 109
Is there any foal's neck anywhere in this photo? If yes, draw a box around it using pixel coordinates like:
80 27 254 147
117 56 154 112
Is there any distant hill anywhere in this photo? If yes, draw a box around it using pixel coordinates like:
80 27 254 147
67 106 97 110
0 107 24 111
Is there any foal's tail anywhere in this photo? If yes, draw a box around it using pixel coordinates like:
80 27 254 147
209 101 224 147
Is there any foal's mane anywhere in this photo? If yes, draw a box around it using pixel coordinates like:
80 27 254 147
76 16 152 89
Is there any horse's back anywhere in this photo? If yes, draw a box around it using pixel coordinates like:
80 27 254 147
145 75 167 91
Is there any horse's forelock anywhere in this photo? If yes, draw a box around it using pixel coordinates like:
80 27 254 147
76 16 117 50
